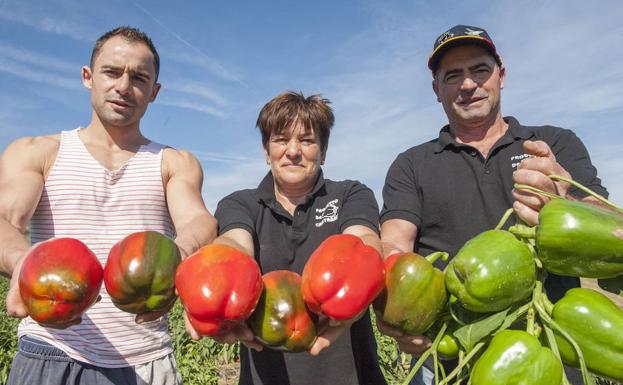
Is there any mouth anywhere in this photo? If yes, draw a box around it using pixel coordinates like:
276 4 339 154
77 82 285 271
108 100 133 108
457 96 487 107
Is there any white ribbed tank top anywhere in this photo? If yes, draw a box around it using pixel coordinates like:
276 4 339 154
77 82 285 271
18 128 176 367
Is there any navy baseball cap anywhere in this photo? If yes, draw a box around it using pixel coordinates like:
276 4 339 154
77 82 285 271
428 25 501 71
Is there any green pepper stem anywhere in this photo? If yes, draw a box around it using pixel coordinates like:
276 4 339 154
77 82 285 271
426 251 449 264
538 293 555 315
549 174 623 214
526 307 536 336
438 342 485 385
534 301 594 385
401 323 448 385
494 208 515 230
508 224 537 240
541 320 570 385
514 183 563 200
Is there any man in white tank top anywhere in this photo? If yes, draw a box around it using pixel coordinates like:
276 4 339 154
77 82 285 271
0 26 217 385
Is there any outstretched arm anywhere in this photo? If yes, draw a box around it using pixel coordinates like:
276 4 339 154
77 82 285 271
0 136 58 318
163 148 217 257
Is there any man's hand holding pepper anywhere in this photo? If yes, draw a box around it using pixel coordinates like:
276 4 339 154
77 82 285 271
513 140 572 226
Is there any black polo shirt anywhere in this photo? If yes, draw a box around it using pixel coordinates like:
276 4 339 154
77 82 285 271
215 171 387 385
381 116 607 301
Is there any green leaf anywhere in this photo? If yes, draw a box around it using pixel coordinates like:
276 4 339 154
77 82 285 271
453 308 509 351
496 303 530 334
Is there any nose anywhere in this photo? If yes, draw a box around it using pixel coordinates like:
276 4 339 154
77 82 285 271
115 72 131 95
285 139 301 158
460 75 478 92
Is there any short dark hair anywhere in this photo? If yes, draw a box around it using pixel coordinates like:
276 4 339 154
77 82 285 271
256 91 334 154
90 26 160 82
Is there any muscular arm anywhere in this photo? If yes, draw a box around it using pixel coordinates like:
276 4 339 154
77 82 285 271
342 224 382 254
212 228 255 257
163 148 217 257
0 137 56 275
380 219 418 258
0 136 57 317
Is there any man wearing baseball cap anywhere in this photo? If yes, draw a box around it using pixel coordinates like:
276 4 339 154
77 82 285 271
377 25 607 385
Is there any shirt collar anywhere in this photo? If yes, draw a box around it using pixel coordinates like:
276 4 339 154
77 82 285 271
433 116 534 153
256 170 326 207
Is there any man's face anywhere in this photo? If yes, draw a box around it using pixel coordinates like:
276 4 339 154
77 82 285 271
433 45 505 128
82 35 160 130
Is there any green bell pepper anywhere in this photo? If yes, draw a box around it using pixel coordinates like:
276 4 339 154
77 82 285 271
551 288 623 381
511 199 623 278
471 329 562 385
445 230 536 313
248 270 317 353
374 251 447 335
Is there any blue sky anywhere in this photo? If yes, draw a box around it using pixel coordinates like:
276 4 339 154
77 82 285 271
1 0 621 211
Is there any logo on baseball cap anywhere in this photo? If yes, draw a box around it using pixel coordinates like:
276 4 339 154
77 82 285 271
428 25 501 71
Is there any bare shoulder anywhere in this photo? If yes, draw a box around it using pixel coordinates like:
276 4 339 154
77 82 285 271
1 134 60 173
162 147 203 182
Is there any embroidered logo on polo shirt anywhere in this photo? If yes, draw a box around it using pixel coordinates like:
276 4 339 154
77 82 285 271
315 199 339 227
510 153 533 169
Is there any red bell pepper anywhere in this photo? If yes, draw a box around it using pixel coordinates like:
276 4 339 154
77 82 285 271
104 231 181 314
19 238 103 326
175 244 263 336
301 234 385 320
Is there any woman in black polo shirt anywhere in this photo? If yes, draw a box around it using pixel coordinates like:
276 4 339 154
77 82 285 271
192 91 386 385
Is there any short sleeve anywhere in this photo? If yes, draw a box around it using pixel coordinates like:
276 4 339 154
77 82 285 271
338 182 380 234
545 129 609 199
214 191 257 236
380 151 423 226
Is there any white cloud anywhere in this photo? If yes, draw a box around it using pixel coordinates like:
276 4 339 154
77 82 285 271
155 98 226 118
162 49 244 85
0 1 94 41
164 82 229 107
0 42 78 74
0 57 81 89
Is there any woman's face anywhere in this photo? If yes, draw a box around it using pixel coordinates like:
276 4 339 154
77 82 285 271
265 121 325 193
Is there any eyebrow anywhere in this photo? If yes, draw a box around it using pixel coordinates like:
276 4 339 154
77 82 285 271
99 65 152 79
442 62 492 77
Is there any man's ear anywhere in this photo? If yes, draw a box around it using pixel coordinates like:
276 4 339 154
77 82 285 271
499 65 506 90
149 83 161 102
81 66 93 89
320 145 328 165
432 78 441 103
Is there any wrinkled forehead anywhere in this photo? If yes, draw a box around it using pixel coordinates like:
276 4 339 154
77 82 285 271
94 36 156 72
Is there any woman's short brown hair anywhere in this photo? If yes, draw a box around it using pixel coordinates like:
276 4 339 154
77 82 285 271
256 91 334 154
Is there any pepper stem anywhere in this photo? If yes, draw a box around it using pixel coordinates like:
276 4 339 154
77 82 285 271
541 321 570 385
494 208 515 230
508 224 537 240
438 342 485 385
514 183 563 200
401 323 448 385
526 307 536 336
549 174 623 214
426 251 449 264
